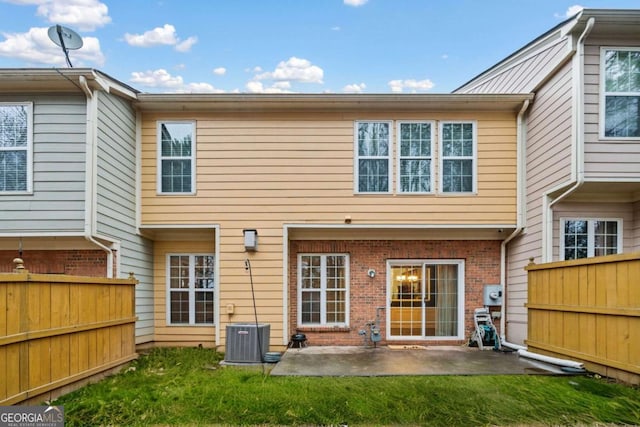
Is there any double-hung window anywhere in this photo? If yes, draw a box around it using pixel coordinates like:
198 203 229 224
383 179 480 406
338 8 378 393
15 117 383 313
561 219 622 260
0 103 32 193
602 48 640 138
167 254 215 325
355 121 391 193
440 122 476 193
398 121 433 193
158 121 195 194
298 254 349 326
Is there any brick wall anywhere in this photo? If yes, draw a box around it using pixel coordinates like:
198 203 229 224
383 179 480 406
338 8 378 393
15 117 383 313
288 240 501 346
0 250 109 276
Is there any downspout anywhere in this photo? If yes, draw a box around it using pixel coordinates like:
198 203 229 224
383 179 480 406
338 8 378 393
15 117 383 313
79 75 114 278
542 17 595 262
500 99 530 345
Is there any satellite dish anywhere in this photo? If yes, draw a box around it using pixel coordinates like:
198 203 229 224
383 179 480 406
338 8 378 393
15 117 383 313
47 25 83 68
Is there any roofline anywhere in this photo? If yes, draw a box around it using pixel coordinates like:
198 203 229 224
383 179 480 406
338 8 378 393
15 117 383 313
453 8 640 93
134 93 534 112
0 68 139 99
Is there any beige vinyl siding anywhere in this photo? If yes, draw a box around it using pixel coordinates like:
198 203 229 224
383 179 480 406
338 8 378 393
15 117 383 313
551 201 635 259
153 240 216 347
584 39 640 179
141 111 518 348
505 61 575 344
456 37 568 94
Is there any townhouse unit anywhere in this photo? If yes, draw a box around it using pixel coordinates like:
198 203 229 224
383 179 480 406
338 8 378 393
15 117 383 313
456 9 640 344
1 8 637 350
0 70 155 344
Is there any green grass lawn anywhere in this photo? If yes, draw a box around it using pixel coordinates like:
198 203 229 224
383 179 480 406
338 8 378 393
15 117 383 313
53 347 640 426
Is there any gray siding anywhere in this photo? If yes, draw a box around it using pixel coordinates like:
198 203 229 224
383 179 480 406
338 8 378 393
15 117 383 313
0 94 86 234
584 39 640 180
552 201 635 259
456 37 568 94
95 91 154 343
505 61 574 344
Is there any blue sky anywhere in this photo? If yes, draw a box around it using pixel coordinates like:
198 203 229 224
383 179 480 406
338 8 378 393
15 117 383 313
0 0 638 93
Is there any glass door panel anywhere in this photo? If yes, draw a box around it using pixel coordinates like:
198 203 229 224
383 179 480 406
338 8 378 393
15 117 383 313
389 264 423 336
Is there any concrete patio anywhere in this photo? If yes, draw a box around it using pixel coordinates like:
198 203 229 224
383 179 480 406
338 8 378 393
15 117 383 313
269 345 571 377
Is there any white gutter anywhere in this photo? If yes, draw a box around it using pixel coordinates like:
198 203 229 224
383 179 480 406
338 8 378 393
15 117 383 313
542 17 595 262
79 75 114 278
500 99 530 345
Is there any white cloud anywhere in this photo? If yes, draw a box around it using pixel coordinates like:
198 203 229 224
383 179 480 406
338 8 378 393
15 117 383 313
555 4 583 18
175 36 197 52
254 56 324 84
331 26 341 31
388 79 434 93
344 0 368 6
124 24 197 52
343 83 366 93
0 26 104 66
130 69 224 93
212 67 226 76
441 54 449 60
245 80 293 94
565 4 584 18
6 0 111 32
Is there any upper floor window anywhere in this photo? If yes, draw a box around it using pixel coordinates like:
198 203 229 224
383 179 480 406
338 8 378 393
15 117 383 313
0 103 32 193
602 48 640 138
440 122 476 193
398 121 433 193
355 121 391 193
298 254 349 326
561 218 622 260
158 121 195 194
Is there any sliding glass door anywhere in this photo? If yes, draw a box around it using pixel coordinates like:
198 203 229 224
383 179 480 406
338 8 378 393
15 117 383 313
388 260 464 339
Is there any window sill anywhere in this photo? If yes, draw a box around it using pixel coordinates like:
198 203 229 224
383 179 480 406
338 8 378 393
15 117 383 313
297 326 351 333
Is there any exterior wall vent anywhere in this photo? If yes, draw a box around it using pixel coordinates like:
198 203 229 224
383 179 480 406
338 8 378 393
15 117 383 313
224 323 270 363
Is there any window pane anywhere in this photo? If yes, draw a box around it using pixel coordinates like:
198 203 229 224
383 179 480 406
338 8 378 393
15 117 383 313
400 159 431 192
0 151 27 191
170 291 189 323
605 50 640 93
161 123 193 156
195 291 214 324
326 290 345 323
326 255 346 289
605 96 640 137
357 122 389 156
358 159 389 192
161 159 192 193
442 159 472 192
195 255 215 289
169 255 190 288
563 220 588 260
301 292 320 324
301 255 321 289
0 105 28 148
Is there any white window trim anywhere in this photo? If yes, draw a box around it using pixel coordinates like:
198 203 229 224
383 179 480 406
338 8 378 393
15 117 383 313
559 218 623 261
438 121 477 194
166 253 216 326
0 102 33 194
599 47 640 140
396 120 435 194
157 120 196 195
297 253 350 327
354 120 393 194
386 259 465 341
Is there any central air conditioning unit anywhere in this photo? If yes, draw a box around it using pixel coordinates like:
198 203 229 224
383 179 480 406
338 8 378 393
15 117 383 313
225 323 270 363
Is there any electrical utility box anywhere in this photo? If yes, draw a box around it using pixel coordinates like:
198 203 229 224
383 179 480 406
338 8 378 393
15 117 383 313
225 323 270 363
483 285 503 306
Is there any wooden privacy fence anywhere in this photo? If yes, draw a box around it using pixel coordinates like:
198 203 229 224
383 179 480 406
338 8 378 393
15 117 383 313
526 252 640 383
0 262 138 405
